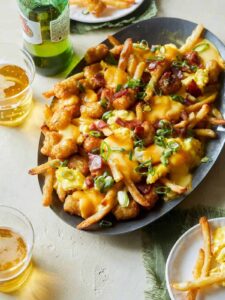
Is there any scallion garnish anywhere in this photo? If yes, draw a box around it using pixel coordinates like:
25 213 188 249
100 141 111 161
193 43 209 53
201 156 211 163
135 160 155 175
100 98 108 109
99 220 113 228
150 45 161 52
60 160 69 167
117 190 130 207
134 139 145 149
155 186 171 195
129 150 133 161
116 84 122 92
105 53 118 65
171 94 185 104
134 40 149 50
94 172 114 193
102 110 113 121
89 131 102 138
125 79 142 89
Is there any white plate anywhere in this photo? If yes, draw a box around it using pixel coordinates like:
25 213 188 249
69 0 144 24
166 217 225 300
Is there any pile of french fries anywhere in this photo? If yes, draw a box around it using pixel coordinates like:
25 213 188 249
69 0 136 17
172 217 225 299
29 24 225 230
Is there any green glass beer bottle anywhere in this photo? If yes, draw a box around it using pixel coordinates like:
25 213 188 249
17 0 74 76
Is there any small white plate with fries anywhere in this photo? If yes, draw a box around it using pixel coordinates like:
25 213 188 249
166 217 225 300
69 0 144 23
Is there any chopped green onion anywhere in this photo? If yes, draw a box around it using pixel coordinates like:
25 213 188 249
105 53 118 65
60 160 69 167
171 94 185 104
89 131 102 138
160 46 166 54
168 141 180 152
102 110 113 121
161 148 173 165
134 40 149 50
129 150 133 161
82 9 89 15
137 91 147 100
193 43 209 53
155 186 171 195
78 82 85 93
100 98 108 109
147 56 165 62
154 135 167 148
99 220 113 228
135 160 154 175
117 190 130 207
94 172 114 193
116 84 122 92
111 147 126 152
125 79 142 89
201 156 211 163
100 141 111 161
150 45 161 52
134 139 145 149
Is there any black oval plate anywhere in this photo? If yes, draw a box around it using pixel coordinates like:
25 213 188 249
38 17 225 235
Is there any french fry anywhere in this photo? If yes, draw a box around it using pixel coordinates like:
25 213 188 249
172 273 225 291
56 184 66 202
127 54 138 77
180 24 204 54
187 248 205 300
102 0 131 8
122 173 152 207
108 35 121 46
208 117 225 126
108 159 123 182
28 159 60 175
118 38 133 71
77 186 118 230
87 0 106 17
42 168 55 206
193 128 217 138
186 93 217 112
173 120 189 129
160 178 187 194
188 104 210 129
212 107 223 119
200 216 212 276
136 103 143 121
133 61 146 80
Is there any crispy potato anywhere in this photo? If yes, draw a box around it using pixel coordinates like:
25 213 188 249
113 199 140 220
85 44 109 64
118 38 133 71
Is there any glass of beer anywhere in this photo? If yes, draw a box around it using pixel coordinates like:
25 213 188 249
0 205 34 293
0 43 35 126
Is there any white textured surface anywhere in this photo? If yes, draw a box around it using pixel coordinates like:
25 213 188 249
0 0 225 299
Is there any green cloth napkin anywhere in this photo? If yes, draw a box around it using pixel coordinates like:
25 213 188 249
70 0 157 34
142 205 225 300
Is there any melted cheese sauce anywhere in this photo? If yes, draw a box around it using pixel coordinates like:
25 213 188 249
197 39 225 69
143 96 184 123
71 189 104 219
104 66 128 88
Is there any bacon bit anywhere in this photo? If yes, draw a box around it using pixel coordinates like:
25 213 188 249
134 124 145 138
158 71 182 95
141 71 151 84
137 183 152 195
184 51 200 66
115 117 142 129
148 61 159 71
113 89 128 99
174 127 187 137
96 120 108 129
171 68 183 79
85 176 94 188
90 123 97 130
92 73 106 89
186 80 202 97
88 153 104 172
